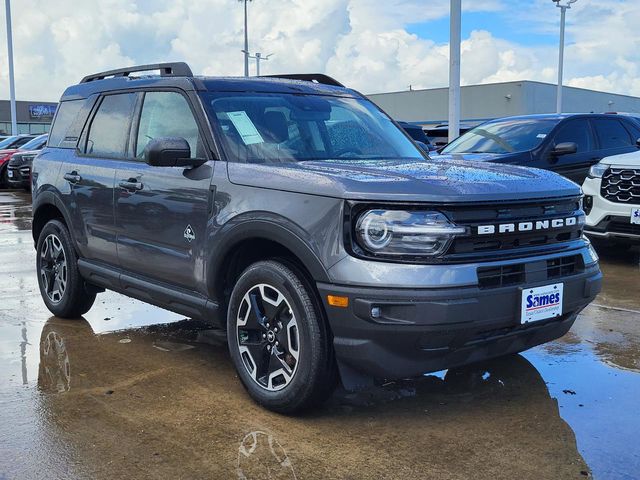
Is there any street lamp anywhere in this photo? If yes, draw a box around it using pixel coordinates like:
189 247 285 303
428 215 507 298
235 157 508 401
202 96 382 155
552 0 578 114
4 0 17 135
448 0 461 142
239 0 253 77
246 52 273 76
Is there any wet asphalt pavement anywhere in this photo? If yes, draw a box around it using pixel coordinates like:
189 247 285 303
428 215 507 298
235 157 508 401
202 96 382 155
0 190 639 480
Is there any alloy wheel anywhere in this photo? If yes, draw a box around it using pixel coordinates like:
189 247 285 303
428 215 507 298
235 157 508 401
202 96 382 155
40 234 67 304
236 284 300 391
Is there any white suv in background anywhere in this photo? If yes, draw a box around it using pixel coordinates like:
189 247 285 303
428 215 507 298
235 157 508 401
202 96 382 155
583 150 640 246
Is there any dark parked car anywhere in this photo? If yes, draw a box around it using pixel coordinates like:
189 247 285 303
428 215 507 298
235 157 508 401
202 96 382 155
6 134 49 190
397 121 436 152
437 114 640 184
425 122 475 149
32 63 600 412
0 134 39 186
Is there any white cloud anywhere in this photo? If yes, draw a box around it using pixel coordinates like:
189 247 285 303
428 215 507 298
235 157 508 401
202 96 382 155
0 0 638 102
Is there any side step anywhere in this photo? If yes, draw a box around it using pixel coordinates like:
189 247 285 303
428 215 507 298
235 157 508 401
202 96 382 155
77 259 221 325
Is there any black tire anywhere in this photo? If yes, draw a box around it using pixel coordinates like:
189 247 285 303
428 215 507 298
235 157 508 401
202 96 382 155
0 165 7 189
227 260 336 413
36 220 96 318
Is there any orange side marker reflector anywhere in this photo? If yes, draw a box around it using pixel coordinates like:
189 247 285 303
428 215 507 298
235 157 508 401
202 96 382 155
327 295 349 308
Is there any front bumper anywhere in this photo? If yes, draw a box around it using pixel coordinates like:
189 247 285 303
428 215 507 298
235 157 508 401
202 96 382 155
6 165 31 188
318 262 601 381
583 175 640 242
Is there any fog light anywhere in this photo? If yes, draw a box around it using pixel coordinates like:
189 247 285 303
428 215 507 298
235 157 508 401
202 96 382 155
371 306 382 319
584 195 593 216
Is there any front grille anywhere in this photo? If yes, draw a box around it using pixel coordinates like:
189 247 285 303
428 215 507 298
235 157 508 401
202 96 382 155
547 255 581 279
445 197 584 260
608 221 640 236
477 263 525 289
601 167 640 203
477 254 583 289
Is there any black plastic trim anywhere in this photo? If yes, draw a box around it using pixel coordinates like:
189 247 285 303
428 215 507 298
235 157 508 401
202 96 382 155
77 259 220 323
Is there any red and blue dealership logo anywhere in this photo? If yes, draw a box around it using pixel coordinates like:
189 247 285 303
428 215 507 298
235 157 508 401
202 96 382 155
526 285 561 312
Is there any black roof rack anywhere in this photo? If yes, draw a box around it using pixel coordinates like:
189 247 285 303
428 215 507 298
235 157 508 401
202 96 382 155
260 73 344 88
80 62 193 84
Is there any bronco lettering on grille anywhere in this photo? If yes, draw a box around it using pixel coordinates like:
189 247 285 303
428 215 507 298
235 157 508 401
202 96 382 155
477 217 578 235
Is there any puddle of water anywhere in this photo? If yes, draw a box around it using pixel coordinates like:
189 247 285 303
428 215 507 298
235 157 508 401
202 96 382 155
1 190 640 479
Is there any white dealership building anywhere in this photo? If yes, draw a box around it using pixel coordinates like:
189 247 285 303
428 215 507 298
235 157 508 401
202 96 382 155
368 80 640 127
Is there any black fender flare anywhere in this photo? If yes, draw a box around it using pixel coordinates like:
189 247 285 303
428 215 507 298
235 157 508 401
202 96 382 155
31 189 76 245
206 216 332 300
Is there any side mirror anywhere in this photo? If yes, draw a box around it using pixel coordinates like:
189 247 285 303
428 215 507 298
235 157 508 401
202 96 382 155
551 142 577 156
415 141 431 155
144 137 204 167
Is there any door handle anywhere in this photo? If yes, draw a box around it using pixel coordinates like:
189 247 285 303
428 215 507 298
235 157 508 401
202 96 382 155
63 172 81 183
118 179 144 191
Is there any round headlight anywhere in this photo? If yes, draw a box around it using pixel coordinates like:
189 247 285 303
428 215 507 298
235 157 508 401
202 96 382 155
360 214 392 250
354 209 466 258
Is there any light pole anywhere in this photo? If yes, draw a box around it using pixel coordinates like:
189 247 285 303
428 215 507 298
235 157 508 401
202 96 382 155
552 0 577 114
247 52 273 76
239 0 253 77
4 0 17 135
448 0 461 142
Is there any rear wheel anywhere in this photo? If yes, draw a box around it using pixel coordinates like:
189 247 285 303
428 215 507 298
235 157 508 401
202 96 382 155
0 165 8 189
36 220 96 318
227 260 336 413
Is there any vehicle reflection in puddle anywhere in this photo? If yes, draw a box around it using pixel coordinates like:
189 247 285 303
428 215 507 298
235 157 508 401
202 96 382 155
237 431 297 480
33 317 588 479
2 191 640 479
38 329 71 393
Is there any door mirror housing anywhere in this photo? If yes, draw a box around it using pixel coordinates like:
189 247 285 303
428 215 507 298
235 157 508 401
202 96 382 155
551 142 577 157
144 137 205 167
415 141 431 155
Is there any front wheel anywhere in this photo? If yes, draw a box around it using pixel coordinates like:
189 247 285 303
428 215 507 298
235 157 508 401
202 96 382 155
227 260 336 413
36 220 96 318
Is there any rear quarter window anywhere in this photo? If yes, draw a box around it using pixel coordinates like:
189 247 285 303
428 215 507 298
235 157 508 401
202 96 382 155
48 100 83 147
592 118 633 149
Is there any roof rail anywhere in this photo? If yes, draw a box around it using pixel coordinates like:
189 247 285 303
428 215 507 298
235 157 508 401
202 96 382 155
260 73 344 88
80 62 193 84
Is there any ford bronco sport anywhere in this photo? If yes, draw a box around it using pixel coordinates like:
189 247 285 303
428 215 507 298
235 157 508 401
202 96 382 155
32 63 602 412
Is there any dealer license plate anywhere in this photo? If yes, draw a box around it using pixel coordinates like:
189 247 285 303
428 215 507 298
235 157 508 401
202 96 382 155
521 283 563 324
631 208 640 225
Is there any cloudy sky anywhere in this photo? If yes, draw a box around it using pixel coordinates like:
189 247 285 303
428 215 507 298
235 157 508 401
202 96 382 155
0 0 638 102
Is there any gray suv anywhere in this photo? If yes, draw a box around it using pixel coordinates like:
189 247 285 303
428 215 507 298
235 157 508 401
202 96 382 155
32 63 602 412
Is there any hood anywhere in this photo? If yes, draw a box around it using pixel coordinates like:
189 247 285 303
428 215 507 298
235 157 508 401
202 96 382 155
228 158 580 203
8 150 39 166
600 150 640 167
0 149 18 163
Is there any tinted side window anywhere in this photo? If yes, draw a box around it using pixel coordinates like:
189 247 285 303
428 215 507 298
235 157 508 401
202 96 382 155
622 119 640 143
135 91 202 158
13 137 34 148
86 93 137 157
48 101 82 147
404 127 429 143
592 118 633 149
552 119 592 153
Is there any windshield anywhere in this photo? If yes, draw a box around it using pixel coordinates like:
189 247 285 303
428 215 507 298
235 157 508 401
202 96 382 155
20 134 47 151
0 136 19 149
203 93 424 163
441 118 559 154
